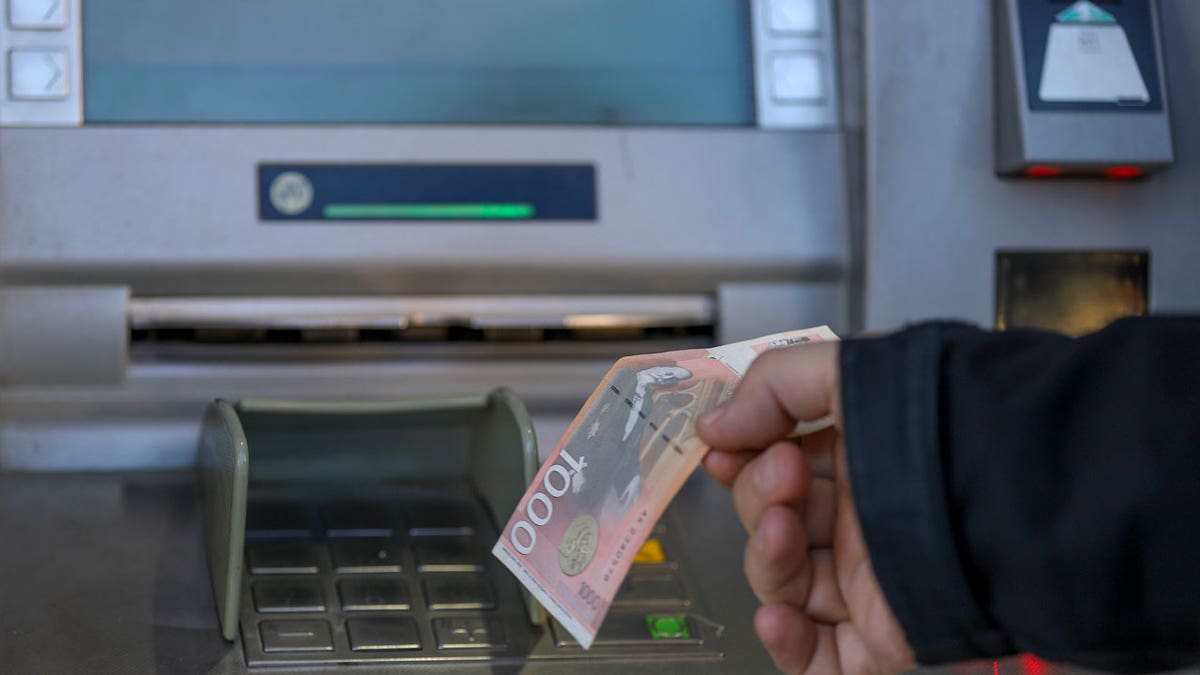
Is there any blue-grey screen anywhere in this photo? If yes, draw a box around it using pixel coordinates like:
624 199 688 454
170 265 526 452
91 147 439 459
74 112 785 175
83 1 754 125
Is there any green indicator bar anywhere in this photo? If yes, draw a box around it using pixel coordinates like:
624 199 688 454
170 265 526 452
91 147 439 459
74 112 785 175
323 203 535 219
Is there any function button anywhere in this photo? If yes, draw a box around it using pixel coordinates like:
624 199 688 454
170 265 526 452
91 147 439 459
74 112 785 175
246 542 319 575
245 500 313 539
770 52 826 103
321 500 395 538
423 574 496 611
413 535 483 572
8 49 68 100
252 579 325 613
259 620 334 653
768 0 821 35
347 617 422 651
8 0 68 30
338 578 411 611
632 538 670 566
406 499 478 536
646 614 693 640
432 617 507 650
330 540 402 573
613 572 690 609
552 612 702 648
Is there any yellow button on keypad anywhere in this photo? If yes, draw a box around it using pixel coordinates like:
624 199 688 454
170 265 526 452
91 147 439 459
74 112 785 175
633 538 666 564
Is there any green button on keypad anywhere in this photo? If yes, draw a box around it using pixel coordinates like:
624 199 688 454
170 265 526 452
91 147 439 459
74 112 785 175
646 614 691 639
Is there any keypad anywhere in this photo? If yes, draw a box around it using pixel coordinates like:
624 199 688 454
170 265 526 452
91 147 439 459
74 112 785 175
238 489 706 666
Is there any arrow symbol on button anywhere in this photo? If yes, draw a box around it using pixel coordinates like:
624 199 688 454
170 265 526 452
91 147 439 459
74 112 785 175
42 53 62 92
42 0 61 21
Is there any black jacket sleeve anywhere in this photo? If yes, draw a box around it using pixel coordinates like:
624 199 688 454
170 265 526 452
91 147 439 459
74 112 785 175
839 317 1200 673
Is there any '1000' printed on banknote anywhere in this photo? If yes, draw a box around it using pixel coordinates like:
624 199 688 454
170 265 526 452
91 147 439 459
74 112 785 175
492 326 839 648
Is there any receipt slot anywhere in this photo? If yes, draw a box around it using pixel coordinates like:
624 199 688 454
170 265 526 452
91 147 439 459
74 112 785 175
994 0 1173 177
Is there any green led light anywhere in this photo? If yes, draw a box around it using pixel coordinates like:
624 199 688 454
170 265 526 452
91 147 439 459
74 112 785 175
323 203 535 219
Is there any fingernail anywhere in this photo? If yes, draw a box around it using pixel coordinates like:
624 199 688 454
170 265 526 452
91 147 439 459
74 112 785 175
754 455 775 494
699 404 726 428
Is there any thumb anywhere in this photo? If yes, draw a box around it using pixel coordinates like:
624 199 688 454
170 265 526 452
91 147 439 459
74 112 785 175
697 342 839 453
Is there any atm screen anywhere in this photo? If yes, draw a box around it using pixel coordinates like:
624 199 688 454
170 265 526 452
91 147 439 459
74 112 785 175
82 0 755 125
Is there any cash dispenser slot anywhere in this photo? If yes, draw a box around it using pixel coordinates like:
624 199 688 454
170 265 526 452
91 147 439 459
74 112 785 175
132 295 715 361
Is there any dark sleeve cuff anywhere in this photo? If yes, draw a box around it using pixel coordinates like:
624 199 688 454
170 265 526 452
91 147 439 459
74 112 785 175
840 322 1014 664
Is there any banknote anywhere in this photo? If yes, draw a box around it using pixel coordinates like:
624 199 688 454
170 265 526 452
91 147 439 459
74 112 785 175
492 326 840 648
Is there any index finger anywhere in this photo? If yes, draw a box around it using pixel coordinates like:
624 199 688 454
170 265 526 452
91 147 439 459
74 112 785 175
697 342 839 453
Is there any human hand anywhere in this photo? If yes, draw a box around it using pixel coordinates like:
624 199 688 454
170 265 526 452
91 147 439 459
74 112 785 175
697 342 915 675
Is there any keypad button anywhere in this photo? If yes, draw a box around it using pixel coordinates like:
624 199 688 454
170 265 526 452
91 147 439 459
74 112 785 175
768 0 821 35
253 579 326 613
633 533 672 564
8 50 68 100
423 574 496 610
338 578 411 611
613 572 690 609
8 0 68 29
246 500 313 539
347 617 422 651
413 536 483 572
330 540 402 573
432 617 507 650
246 542 319 575
259 620 333 652
321 500 395 537
771 52 825 103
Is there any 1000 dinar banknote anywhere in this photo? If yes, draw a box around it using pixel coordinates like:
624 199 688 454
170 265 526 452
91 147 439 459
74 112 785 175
492 326 840 648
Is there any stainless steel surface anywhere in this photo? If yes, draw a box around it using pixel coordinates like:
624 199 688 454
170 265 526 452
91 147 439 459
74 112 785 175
863 0 1200 330
0 127 847 294
0 285 127 385
0 125 849 470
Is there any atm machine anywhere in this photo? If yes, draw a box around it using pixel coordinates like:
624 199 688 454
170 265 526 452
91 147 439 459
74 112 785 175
1 0 1198 674
0 1 849 673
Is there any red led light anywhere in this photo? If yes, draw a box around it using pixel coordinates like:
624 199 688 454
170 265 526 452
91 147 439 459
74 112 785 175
1024 165 1063 178
1020 654 1049 675
1104 166 1144 179
994 661 1000 675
